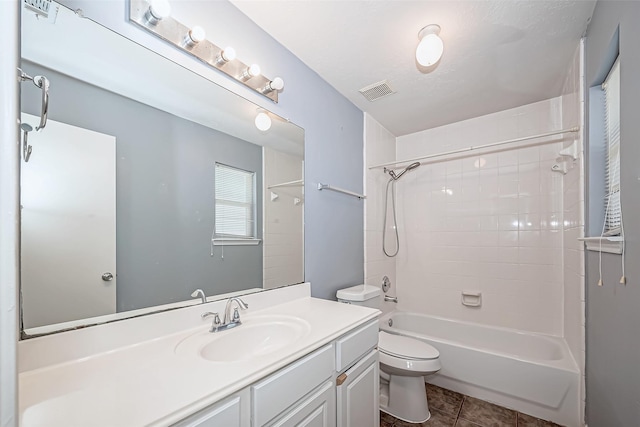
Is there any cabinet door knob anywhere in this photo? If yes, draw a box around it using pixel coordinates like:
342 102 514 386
101 272 114 281
336 373 348 386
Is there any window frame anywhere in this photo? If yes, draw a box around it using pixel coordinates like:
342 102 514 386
213 162 260 245
602 56 621 236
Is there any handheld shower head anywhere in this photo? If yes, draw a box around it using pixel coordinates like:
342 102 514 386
387 161 421 180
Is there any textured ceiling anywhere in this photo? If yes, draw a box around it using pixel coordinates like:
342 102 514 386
231 0 596 136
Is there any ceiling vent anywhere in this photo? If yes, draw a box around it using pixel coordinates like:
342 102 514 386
359 80 396 102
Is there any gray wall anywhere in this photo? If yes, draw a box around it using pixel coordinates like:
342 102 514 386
59 0 365 301
21 63 263 312
584 1 640 425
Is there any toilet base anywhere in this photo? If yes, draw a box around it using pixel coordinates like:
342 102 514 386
379 374 431 423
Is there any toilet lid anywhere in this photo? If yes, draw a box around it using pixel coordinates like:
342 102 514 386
378 331 439 360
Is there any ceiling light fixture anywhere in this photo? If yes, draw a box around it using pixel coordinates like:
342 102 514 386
416 24 444 67
255 111 272 131
145 0 171 25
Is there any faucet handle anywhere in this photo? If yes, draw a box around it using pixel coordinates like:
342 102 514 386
202 311 221 325
232 307 241 322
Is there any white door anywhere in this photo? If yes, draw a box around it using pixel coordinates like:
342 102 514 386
336 349 379 427
20 113 116 329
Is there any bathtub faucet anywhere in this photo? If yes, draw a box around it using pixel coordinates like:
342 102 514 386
384 295 398 303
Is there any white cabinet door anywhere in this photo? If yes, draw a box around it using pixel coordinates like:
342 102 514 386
20 113 117 329
172 390 250 427
252 345 333 426
336 349 379 427
269 381 335 427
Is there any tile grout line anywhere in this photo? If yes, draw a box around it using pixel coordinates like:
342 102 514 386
455 395 465 425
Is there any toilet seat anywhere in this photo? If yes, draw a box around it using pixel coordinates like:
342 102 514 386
378 331 439 360
378 332 441 376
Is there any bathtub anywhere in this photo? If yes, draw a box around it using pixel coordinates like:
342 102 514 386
379 311 580 426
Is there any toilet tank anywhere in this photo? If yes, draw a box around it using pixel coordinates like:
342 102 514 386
336 284 381 309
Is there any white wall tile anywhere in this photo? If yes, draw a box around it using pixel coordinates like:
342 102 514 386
394 97 573 336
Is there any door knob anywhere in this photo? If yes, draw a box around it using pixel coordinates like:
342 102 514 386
101 272 114 281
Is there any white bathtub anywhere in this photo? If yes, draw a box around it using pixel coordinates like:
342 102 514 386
379 311 580 426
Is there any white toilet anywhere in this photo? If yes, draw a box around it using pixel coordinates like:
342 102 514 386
337 284 441 423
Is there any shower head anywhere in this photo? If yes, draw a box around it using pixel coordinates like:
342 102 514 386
387 161 421 180
21 123 33 132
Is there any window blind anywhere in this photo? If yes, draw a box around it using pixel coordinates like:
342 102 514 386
215 163 256 239
603 58 621 235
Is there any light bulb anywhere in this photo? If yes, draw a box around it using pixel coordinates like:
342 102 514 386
416 24 444 67
189 26 206 43
263 77 284 94
242 64 261 80
215 47 236 65
184 25 205 47
145 0 171 25
255 112 271 131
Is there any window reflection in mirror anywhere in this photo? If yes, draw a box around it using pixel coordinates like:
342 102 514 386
19 1 304 337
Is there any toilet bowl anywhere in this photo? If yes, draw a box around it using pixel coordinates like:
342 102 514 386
336 284 441 423
378 331 441 423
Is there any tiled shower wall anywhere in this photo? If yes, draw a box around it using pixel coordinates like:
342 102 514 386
364 114 397 312
263 147 304 289
393 99 569 335
560 41 586 422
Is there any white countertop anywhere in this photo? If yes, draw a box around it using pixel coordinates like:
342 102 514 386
19 287 379 426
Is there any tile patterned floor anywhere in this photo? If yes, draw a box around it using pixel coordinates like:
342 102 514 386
380 384 564 427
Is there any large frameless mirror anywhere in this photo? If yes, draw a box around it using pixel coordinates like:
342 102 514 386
19 1 304 337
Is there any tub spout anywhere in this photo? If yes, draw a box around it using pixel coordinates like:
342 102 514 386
384 295 398 303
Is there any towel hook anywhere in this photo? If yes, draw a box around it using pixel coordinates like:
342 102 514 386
18 68 50 131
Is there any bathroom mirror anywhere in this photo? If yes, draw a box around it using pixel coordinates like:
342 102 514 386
19 2 304 337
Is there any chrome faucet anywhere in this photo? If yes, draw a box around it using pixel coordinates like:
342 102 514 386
203 297 249 333
191 289 207 304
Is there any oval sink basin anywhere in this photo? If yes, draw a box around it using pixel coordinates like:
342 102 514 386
175 315 311 363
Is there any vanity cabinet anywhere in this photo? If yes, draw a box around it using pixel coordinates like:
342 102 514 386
336 349 379 427
173 320 378 427
173 390 250 427
252 345 335 427
268 381 335 427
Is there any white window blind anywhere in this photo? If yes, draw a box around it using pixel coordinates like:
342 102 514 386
215 163 256 239
603 58 621 235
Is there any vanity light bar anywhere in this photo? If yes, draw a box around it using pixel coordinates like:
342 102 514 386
129 0 284 103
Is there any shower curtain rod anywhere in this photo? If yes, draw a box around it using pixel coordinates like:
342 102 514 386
368 126 580 170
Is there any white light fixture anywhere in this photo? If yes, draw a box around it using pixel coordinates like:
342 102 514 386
255 111 271 131
215 46 236 65
241 64 261 80
416 24 444 67
183 25 205 48
145 0 171 25
262 77 284 94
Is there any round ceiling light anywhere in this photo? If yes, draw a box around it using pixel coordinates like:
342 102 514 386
416 24 444 67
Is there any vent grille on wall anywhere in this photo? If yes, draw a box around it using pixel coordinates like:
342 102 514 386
359 80 396 102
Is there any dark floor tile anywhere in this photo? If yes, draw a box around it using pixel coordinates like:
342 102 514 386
517 412 564 427
455 419 483 427
392 408 457 427
459 396 517 427
381 411 396 427
381 418 395 427
427 383 465 416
